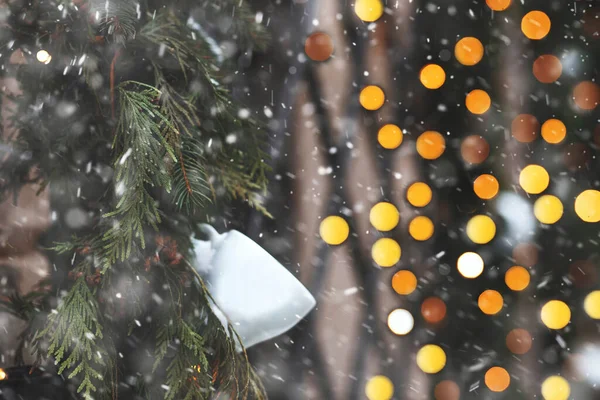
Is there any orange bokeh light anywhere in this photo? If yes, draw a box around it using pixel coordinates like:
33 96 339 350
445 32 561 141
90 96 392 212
485 367 510 392
505 266 530 291
478 290 504 315
521 11 551 40
473 174 499 200
466 89 491 114
416 131 446 160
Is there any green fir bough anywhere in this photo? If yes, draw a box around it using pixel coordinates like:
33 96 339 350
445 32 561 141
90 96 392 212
0 0 270 398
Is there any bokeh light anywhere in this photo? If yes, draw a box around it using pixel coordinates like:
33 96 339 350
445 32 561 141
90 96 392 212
354 0 384 22
304 32 334 62
533 55 562 83
372 238 401 267
421 297 447 323
455 37 484 66
541 376 570 400
457 252 484 278
584 291 600 319
541 119 567 144
473 174 499 200
406 182 433 207
420 64 446 89
461 135 490 164
387 309 414 335
434 380 460 400
573 81 600 110
466 215 496 244
365 375 394 400
521 11 551 40
416 131 446 160
378 124 403 149
392 270 417 295
575 190 600 222
505 266 530 291
465 89 491 114
360 85 385 110
541 300 571 330
519 164 549 194
36 50 52 64
370 202 400 232
513 242 539 267
409 216 434 241
416 344 446 374
506 328 532 354
485 367 510 392
534 195 563 224
512 114 539 143
319 216 349 245
478 290 504 315
486 0 511 11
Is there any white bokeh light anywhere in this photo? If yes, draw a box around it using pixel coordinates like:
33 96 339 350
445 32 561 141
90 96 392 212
387 309 414 336
457 252 484 279
36 50 52 64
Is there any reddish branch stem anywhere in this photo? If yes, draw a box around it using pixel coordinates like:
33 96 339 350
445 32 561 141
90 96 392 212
110 48 123 119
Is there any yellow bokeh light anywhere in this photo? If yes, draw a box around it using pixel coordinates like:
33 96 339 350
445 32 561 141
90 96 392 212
409 216 434 241
541 119 566 144
378 124 403 149
584 291 600 319
360 85 385 110
319 216 349 245
372 238 401 267
387 309 414 335
455 37 484 66
486 0 511 11
457 252 484 278
416 131 446 160
420 64 446 89
534 195 563 224
0 368 6 380
521 11 551 40
519 165 549 194
478 290 504 315
575 189 600 223
355 0 384 23
505 266 530 291
365 375 394 400
541 376 570 400
541 300 571 330
406 182 433 207
416 344 446 374
465 89 491 114
473 174 499 200
466 215 496 244
392 270 417 295
370 202 400 232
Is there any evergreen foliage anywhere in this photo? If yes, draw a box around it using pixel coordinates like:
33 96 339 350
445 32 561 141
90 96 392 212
0 0 269 398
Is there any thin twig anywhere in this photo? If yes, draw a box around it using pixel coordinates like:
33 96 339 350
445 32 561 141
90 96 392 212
110 48 123 119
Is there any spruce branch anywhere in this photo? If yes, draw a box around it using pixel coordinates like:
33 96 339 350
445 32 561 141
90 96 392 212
102 81 175 262
196 0 270 51
37 278 108 399
173 136 212 213
139 11 229 106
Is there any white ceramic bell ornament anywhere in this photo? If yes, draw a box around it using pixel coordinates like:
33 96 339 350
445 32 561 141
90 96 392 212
191 224 316 350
